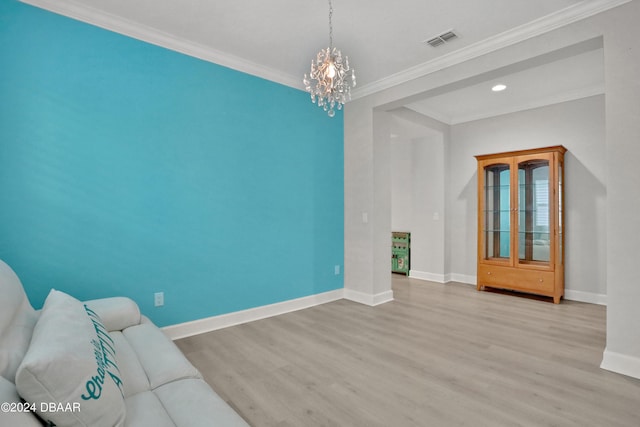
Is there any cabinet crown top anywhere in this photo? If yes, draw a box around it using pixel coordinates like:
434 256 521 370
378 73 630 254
475 145 567 160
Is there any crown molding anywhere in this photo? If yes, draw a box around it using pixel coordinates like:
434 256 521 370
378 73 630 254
19 0 303 90
20 0 629 99
351 0 631 100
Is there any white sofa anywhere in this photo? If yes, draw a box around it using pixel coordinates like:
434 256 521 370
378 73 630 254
0 259 249 427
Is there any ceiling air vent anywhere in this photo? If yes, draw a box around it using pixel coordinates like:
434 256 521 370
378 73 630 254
424 30 458 47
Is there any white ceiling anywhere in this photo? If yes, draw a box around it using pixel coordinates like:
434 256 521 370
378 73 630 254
406 46 604 124
22 0 620 123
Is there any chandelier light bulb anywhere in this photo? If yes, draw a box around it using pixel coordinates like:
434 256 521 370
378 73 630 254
327 61 336 79
303 0 356 117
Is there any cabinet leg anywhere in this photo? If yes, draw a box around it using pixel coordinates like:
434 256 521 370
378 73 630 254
477 284 482 291
553 295 561 304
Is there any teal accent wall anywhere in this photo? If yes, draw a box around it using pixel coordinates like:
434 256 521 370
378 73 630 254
0 1 344 327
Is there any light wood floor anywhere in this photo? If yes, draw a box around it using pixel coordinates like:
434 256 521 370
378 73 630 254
176 277 640 426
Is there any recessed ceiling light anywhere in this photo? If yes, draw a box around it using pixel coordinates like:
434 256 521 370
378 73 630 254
492 84 507 92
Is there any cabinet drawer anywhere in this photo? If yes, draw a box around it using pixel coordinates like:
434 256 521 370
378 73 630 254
478 265 554 292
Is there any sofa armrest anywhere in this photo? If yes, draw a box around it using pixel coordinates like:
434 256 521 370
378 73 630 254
83 297 142 332
0 377 43 427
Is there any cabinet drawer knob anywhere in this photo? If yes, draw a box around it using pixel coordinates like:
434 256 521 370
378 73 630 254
539 278 544 282
487 271 492 275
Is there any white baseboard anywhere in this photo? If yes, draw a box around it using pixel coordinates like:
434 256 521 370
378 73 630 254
564 289 607 305
344 289 394 306
162 289 344 340
601 348 640 380
163 287 395 340
448 273 477 285
409 270 476 285
414 271 607 305
409 270 446 283
162 276 605 341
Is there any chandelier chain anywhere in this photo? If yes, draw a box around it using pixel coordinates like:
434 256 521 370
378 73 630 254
328 0 333 49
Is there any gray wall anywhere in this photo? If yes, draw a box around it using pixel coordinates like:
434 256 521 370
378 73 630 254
391 132 446 281
448 95 606 301
345 0 640 378
600 1 640 378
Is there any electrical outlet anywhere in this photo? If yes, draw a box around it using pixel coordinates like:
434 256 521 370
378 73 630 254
154 292 164 307
334 265 341 275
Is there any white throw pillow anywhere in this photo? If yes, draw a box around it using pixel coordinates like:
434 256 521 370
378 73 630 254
16 289 126 427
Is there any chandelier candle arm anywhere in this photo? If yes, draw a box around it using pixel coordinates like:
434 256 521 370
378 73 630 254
303 0 356 117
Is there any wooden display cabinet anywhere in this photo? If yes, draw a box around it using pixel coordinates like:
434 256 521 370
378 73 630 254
475 146 566 303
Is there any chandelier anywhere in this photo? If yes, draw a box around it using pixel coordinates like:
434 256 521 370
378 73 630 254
303 0 356 117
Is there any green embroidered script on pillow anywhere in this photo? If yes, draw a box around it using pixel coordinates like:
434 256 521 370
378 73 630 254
82 304 124 400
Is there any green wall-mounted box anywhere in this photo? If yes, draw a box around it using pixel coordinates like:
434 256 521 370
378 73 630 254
392 232 410 275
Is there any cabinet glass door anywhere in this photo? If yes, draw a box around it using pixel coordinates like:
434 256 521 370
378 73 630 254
483 163 511 260
558 162 563 264
517 159 550 264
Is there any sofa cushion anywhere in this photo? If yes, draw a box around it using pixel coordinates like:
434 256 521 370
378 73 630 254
155 378 249 427
124 391 176 427
109 331 150 398
122 318 201 389
16 289 126 427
